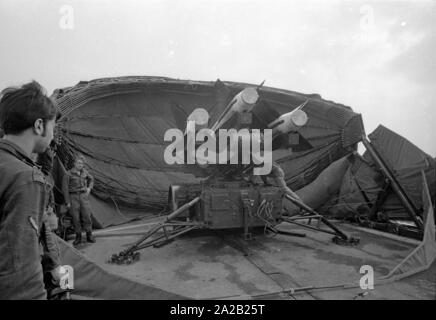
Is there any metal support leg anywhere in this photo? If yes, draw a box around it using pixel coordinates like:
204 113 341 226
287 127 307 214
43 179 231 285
109 197 201 264
283 195 360 245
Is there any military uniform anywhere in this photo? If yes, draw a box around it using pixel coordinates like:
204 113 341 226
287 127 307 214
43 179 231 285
0 139 61 300
62 167 94 234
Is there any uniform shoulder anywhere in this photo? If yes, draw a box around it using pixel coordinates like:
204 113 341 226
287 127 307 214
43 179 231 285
1 153 45 185
0 151 31 173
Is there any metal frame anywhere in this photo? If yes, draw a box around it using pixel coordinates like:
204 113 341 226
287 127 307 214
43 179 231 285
361 136 423 229
282 194 360 244
110 197 202 264
110 192 359 264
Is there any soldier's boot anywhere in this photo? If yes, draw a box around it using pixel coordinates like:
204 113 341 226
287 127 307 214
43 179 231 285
73 233 82 246
86 231 96 243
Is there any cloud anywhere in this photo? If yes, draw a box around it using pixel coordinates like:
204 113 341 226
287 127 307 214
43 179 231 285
0 0 434 155
387 32 436 86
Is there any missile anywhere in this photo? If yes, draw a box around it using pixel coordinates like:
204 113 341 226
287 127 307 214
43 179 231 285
267 100 309 136
210 87 259 132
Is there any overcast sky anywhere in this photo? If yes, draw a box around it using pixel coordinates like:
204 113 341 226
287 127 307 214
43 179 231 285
0 0 435 156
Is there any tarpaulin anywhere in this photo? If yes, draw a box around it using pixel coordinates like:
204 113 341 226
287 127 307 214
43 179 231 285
284 155 353 215
88 195 131 229
383 173 436 280
368 125 436 212
331 125 436 221
57 237 188 299
329 156 384 218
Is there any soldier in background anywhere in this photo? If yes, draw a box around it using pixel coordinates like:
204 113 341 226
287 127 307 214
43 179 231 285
62 154 96 246
0 81 64 299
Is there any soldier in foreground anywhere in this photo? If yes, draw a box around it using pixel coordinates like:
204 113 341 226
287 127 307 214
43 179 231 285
0 81 65 299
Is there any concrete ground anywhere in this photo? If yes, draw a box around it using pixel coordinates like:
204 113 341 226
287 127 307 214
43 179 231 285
76 219 436 300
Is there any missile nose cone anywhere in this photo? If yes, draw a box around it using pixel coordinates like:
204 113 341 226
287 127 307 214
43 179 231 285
187 108 209 126
291 109 308 127
185 107 210 134
241 87 259 105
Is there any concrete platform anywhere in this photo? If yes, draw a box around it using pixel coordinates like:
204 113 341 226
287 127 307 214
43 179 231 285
75 220 436 300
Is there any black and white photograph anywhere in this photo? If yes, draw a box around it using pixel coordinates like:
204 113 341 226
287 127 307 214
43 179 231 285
0 0 435 305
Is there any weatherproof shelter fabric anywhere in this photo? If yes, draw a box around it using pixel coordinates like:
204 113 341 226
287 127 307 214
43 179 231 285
52 76 363 217
329 156 383 218
368 125 436 213
57 237 188 299
331 125 436 220
383 173 436 280
283 155 353 215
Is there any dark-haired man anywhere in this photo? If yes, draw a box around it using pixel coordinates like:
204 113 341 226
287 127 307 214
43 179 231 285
0 81 64 300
